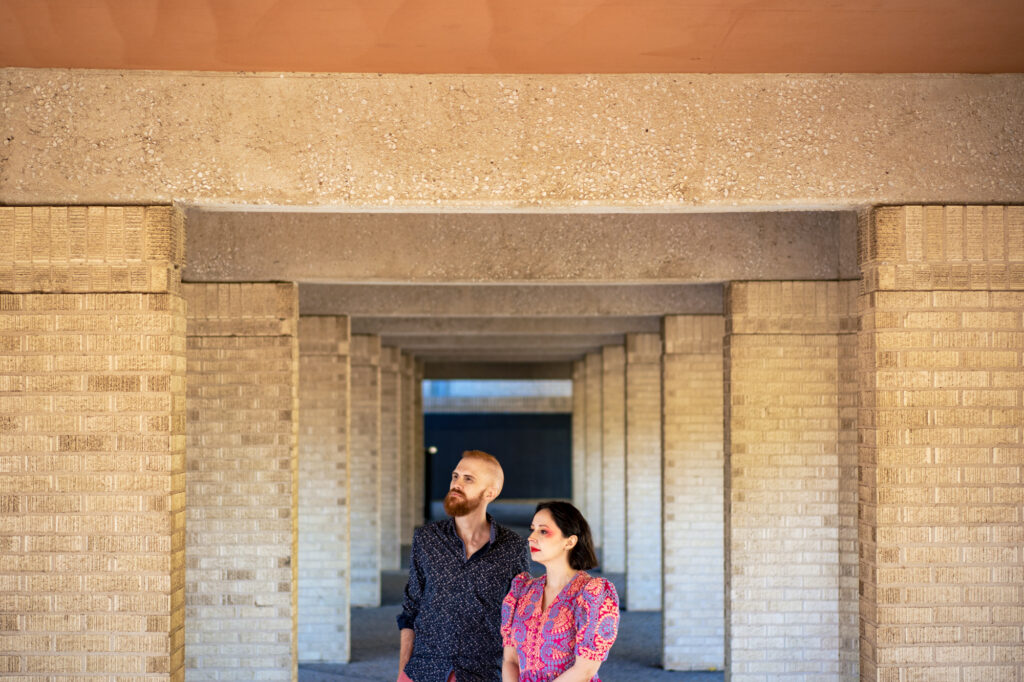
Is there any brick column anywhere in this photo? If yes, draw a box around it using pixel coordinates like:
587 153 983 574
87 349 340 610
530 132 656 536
724 280 859 682
584 352 603 549
297 316 351 663
412 360 425 530
601 346 626 573
859 206 1024 682
571 360 586 512
625 332 663 610
350 334 382 607
662 315 726 670
184 282 299 681
380 347 402 571
0 206 185 679
400 354 416 548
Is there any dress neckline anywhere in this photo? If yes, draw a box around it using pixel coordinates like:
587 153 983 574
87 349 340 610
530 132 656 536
536 571 588 615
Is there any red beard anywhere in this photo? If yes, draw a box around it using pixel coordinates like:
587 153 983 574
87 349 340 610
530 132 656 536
443 489 484 517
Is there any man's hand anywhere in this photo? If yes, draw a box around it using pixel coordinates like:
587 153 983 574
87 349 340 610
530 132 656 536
398 628 415 679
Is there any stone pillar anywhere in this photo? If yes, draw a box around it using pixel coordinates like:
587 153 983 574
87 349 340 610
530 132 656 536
584 352 603 549
662 315 726 671
297 315 351 663
350 334 382 607
858 206 1024 682
724 280 859 682
184 282 299 681
571 359 587 512
625 333 663 610
400 354 416 548
413 360 425 530
0 206 185 679
380 347 402 571
601 345 626 573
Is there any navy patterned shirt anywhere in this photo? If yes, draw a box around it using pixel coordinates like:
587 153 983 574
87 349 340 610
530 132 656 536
398 515 530 682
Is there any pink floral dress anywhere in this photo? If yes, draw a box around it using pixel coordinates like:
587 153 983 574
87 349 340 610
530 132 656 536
500 571 619 682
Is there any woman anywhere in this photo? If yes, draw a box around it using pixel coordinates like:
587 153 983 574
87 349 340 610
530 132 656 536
500 501 619 682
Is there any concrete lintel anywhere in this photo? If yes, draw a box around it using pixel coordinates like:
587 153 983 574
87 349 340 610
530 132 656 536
414 351 595 363
183 210 848 283
424 362 574 380
300 284 723 317
386 334 624 352
352 316 661 336
5 71 1023 209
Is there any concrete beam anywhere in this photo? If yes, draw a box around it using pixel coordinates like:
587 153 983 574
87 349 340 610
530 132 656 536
353 316 661 336
414 351 598 363
423 362 574 379
183 210 853 283
386 334 624 352
300 284 723 317
5 70 1023 209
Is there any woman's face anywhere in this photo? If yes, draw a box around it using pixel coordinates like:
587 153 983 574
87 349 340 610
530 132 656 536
528 508 575 566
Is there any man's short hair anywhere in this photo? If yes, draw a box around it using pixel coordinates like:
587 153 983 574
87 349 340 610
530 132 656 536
460 450 504 496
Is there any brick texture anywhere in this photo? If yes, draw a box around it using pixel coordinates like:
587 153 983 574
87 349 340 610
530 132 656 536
184 282 299 681
725 281 859 681
584 352 603 548
572 360 586 510
400 354 416 546
625 333 663 611
859 206 1024 682
297 316 351 663
662 315 726 671
350 335 382 607
0 206 186 680
412 361 425 533
380 347 402 571
601 346 626 573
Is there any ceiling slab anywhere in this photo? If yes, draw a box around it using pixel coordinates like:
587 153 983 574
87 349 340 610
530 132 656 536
299 283 723 317
3 0 1022 73
185 210 850 284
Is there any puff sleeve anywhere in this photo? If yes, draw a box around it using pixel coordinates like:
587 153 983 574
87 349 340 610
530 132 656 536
500 571 532 648
573 577 619 662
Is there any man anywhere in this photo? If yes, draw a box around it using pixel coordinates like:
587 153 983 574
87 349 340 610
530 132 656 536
398 450 530 682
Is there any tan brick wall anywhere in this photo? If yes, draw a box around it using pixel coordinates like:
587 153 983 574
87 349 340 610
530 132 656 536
400 354 416 546
572 360 586 510
350 335 382 607
184 282 299 681
662 315 726 671
297 316 351 663
584 352 603 548
859 206 1024 682
413 361 425 530
601 345 626 573
625 333 663 610
724 280 859 681
380 347 402 571
0 206 186 680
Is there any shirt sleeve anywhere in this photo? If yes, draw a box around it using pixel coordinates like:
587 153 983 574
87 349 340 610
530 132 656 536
396 529 425 630
574 578 620 662
500 571 531 648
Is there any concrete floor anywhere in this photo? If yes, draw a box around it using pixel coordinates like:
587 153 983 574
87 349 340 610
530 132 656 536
299 569 724 682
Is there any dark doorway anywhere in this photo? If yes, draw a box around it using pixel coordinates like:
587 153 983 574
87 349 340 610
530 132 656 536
425 412 572 504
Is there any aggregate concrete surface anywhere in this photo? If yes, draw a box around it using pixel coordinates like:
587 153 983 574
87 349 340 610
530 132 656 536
299 570 724 682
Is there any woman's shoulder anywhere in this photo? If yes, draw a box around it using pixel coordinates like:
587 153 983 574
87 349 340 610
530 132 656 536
574 573 619 603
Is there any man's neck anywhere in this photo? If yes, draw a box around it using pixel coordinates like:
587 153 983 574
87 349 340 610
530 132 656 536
453 507 491 547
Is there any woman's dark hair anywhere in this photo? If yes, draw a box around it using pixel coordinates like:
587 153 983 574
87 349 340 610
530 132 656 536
535 500 598 570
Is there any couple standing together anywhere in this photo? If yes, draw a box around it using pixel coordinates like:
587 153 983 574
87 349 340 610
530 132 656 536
397 450 620 682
